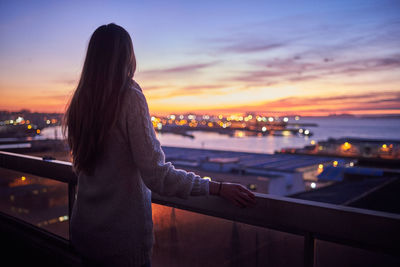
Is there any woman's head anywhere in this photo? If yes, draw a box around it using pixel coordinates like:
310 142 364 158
62 23 136 175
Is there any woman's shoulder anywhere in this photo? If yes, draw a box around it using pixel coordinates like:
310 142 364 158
124 80 149 112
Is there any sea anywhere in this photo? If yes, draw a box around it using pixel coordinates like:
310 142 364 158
40 117 400 155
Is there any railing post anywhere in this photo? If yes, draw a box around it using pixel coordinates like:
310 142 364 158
68 181 76 240
304 232 315 267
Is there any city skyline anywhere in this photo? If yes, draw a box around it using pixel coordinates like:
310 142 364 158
1 0 400 115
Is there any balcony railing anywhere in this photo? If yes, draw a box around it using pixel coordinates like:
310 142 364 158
0 150 399 267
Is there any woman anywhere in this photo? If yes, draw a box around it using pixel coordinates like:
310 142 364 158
62 23 256 267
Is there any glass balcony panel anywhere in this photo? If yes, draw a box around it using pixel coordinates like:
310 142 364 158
152 203 304 267
314 239 400 267
0 167 69 239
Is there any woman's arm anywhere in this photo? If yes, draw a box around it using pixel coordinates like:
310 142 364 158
126 81 256 207
125 83 208 199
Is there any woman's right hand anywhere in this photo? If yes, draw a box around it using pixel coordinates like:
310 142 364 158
210 181 256 208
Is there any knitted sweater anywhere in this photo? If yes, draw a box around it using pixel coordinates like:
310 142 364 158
70 81 209 266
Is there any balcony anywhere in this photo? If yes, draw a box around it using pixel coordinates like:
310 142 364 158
0 150 399 267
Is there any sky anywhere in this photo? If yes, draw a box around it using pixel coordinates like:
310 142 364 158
0 0 399 116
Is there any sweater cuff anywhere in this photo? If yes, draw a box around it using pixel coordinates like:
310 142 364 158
190 175 210 196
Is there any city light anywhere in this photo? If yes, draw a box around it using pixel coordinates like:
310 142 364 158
333 161 338 167
341 142 352 151
311 182 316 189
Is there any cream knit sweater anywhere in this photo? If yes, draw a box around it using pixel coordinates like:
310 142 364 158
70 81 209 266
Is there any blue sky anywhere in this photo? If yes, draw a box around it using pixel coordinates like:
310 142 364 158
0 0 399 114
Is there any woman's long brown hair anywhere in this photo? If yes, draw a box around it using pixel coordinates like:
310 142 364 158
62 23 136 176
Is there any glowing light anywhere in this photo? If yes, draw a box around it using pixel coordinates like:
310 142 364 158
46 120 51 124
10 120 14 123
16 117 23 123
349 162 354 167
283 117 289 122
179 115 184 119
218 115 223 119
381 143 390 152
299 128 303 133
333 161 338 167
268 117 274 122
311 182 316 189
21 176 26 181
170 114 176 120
203 176 211 181
282 130 291 136
249 184 257 190
157 123 162 130
235 131 245 138
341 142 352 151
295 116 300 121
36 129 41 134
304 129 310 135
311 140 316 145
318 164 323 169
58 215 69 222
262 126 267 132
27 125 32 129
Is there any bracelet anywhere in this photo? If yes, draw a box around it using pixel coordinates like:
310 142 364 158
217 182 223 195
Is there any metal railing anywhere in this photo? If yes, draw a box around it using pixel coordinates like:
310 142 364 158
0 150 399 267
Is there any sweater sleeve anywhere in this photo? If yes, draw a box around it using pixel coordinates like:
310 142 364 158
125 82 209 199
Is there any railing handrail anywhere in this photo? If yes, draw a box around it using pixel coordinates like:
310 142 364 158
1 150 399 258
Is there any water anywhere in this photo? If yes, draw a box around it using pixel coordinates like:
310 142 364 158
41 117 400 154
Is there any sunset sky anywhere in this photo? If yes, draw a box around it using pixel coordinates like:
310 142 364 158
0 0 399 116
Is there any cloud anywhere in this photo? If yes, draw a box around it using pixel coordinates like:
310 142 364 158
140 62 217 76
220 42 284 53
31 93 70 101
228 53 400 85
55 79 78 86
145 83 231 99
212 91 400 115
